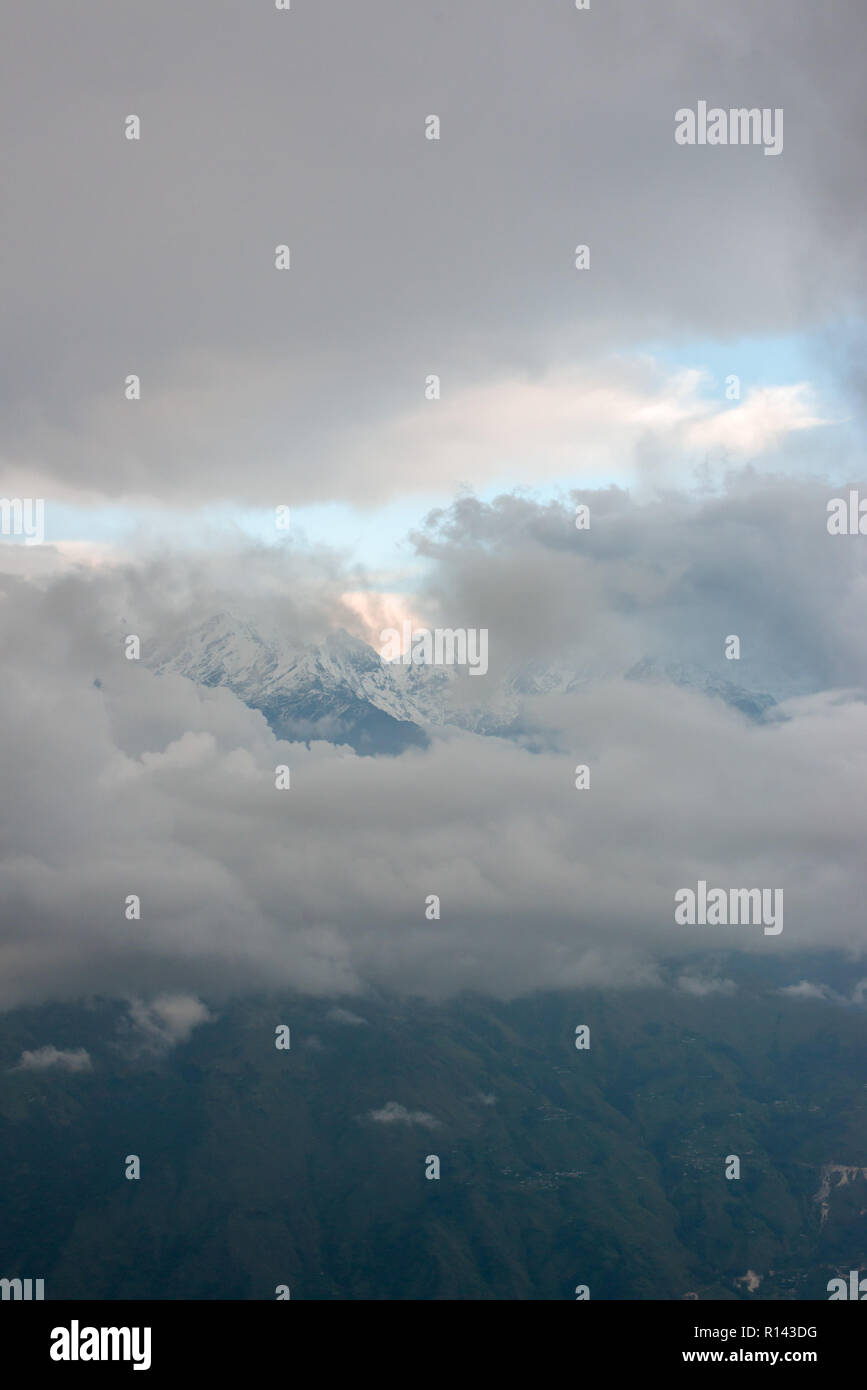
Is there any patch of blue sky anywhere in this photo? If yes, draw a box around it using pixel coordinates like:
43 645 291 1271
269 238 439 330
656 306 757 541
36 322 864 565
639 325 854 413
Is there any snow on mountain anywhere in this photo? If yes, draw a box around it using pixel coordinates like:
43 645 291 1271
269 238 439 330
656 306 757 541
148 611 456 753
624 657 778 721
147 612 779 754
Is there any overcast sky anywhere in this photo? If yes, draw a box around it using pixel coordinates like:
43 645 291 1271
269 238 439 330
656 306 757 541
1 2 865 1010
1 0 865 517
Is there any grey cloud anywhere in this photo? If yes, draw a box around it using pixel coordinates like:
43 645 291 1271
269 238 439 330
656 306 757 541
11 1046 93 1073
409 478 867 699
1 479 866 1009
122 995 215 1055
327 1007 368 1026
776 981 833 1001
775 980 867 1006
368 1102 441 1130
676 969 736 998
0 1 864 504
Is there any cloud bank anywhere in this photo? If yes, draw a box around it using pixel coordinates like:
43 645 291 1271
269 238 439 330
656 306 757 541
1 0 864 505
1 478 866 1009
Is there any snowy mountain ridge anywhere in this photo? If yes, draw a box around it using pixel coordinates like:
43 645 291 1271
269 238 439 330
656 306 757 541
147 611 779 754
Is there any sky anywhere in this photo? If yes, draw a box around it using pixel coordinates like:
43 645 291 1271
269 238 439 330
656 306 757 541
1 0 866 1011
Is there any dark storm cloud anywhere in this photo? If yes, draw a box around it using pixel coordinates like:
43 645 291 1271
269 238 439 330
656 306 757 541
0 0 864 503
410 478 867 697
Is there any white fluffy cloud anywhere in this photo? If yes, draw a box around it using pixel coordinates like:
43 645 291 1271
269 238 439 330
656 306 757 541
11 1046 92 1073
124 996 214 1054
776 981 833 1001
368 1103 441 1130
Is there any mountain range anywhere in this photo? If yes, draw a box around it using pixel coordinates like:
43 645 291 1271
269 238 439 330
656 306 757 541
148 612 780 754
